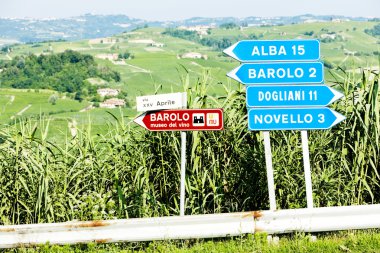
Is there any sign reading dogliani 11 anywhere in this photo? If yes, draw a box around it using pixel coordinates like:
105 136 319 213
227 62 324 85
248 107 345 131
223 40 320 62
246 85 344 107
134 109 224 131
136 92 187 112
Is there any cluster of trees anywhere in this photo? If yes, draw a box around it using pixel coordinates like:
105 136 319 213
162 29 199 41
0 50 121 101
303 31 314 36
118 51 133 60
0 45 12 53
162 28 240 51
365 24 380 36
219 22 238 29
200 37 233 51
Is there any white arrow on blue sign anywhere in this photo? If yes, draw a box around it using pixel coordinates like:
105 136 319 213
248 107 346 131
246 85 344 107
224 40 320 62
228 62 324 85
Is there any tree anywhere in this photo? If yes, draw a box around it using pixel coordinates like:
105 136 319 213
365 24 380 36
303 31 314 36
74 91 83 102
48 94 59 105
220 23 238 29
118 51 131 60
0 50 121 94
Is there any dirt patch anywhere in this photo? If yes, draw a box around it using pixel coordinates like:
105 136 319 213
129 39 155 44
65 220 110 229
145 47 164 52
124 63 151 73
112 60 126 65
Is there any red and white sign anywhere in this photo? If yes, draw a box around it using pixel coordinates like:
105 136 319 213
134 109 224 131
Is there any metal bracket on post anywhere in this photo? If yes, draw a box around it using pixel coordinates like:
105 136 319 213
263 131 276 210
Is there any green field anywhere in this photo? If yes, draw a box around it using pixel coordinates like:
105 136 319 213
0 21 379 250
0 21 379 137
0 89 136 142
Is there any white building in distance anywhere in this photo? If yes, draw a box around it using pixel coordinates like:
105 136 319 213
180 52 208 60
99 98 126 108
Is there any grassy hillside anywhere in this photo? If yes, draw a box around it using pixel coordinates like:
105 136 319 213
0 21 379 138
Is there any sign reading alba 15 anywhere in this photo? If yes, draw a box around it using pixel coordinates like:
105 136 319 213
224 40 320 62
134 109 224 131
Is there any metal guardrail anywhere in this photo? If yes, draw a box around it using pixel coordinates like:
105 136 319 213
1 204 380 248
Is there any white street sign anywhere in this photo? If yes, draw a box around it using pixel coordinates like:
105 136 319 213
136 92 187 112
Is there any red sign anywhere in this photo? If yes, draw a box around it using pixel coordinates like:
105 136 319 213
134 109 224 131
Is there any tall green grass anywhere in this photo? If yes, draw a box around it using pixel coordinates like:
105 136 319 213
0 68 379 225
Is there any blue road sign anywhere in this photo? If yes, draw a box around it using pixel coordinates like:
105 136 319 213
224 40 320 62
248 107 345 131
228 62 324 85
246 85 344 107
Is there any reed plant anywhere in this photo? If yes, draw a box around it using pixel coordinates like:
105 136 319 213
0 68 378 225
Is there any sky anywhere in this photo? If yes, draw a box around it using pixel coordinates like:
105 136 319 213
1 0 379 20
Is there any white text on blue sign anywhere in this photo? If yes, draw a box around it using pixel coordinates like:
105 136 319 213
228 62 324 85
246 85 343 107
223 40 320 62
248 108 345 131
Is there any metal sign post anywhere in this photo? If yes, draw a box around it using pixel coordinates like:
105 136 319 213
134 105 224 216
180 131 186 216
180 100 187 216
301 130 313 208
263 131 276 210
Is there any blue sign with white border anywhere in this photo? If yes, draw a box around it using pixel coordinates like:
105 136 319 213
228 62 324 85
248 107 345 130
246 85 343 107
224 40 320 62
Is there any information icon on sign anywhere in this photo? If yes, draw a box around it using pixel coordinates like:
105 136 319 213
207 113 219 126
193 113 205 126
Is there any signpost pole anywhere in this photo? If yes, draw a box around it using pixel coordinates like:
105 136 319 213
263 131 276 210
225 39 344 212
134 92 223 217
180 131 186 216
180 92 187 216
301 130 313 208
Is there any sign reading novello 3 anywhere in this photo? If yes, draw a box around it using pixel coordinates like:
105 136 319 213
136 92 187 112
227 62 324 85
134 109 224 131
248 107 345 131
223 40 320 62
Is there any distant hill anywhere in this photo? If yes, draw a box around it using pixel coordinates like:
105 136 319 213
0 14 371 44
